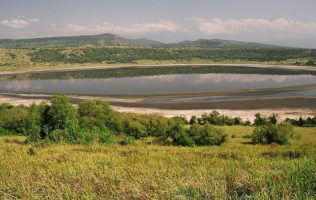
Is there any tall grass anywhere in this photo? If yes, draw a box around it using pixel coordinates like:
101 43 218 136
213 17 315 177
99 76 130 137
0 126 315 199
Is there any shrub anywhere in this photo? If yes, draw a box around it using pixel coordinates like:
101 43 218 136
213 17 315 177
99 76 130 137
48 129 68 143
166 119 189 145
78 100 114 131
119 136 134 145
98 129 116 145
188 123 227 146
254 113 267 126
196 111 243 126
124 120 147 139
173 131 195 147
252 123 295 145
189 116 197 125
0 105 28 134
242 134 252 139
24 103 50 142
268 113 278 125
48 94 79 135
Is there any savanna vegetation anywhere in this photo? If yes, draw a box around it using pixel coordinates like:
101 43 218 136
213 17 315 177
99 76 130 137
1 94 314 146
0 94 315 199
1 33 315 198
0 94 229 147
1 46 315 72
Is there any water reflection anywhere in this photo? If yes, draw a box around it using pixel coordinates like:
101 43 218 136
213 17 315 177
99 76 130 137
194 74 312 84
0 73 315 95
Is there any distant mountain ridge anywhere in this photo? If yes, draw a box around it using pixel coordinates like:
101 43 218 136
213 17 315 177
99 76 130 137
0 33 280 48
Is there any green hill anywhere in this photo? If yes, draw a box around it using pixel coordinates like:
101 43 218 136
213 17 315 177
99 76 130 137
167 39 279 48
0 33 280 48
0 33 163 48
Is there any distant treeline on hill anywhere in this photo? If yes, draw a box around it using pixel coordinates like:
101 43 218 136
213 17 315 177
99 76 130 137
28 47 316 66
0 33 281 48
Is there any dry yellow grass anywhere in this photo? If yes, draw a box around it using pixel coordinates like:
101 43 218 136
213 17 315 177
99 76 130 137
0 126 315 199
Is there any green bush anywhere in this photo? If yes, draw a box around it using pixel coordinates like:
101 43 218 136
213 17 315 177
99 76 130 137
98 129 116 145
0 127 14 136
242 134 252 139
78 100 114 131
48 129 67 143
188 123 227 146
119 136 134 145
252 123 295 145
254 113 267 126
173 131 195 147
124 120 148 139
0 105 28 134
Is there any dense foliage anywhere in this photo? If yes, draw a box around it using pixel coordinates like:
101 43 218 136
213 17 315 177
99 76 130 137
0 94 310 145
28 47 313 64
0 94 228 146
1 45 315 72
190 111 245 126
285 116 316 127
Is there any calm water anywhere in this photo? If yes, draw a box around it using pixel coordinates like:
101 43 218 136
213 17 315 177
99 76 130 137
0 72 316 95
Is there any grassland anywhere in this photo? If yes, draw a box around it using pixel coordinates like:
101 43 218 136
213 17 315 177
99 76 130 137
0 126 315 199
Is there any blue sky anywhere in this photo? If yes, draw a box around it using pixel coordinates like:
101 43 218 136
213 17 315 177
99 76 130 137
1 0 316 47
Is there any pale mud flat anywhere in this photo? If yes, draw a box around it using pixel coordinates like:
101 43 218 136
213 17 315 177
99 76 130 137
112 106 315 122
0 96 49 105
1 95 314 123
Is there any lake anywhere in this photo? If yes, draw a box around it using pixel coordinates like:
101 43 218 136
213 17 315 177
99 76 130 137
0 66 316 98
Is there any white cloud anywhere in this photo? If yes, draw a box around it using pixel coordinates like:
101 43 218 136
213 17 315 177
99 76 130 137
1 18 40 29
194 17 316 36
29 18 40 22
57 21 183 35
1 19 29 28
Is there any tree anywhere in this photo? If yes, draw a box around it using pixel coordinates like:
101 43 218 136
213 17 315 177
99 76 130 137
198 113 209 125
268 113 278 125
24 102 49 142
254 113 267 126
78 99 114 130
189 116 197 125
208 110 221 125
47 94 79 142
124 120 147 139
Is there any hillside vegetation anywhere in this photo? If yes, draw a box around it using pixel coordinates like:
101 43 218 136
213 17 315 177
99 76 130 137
0 46 315 72
0 33 315 72
0 33 277 48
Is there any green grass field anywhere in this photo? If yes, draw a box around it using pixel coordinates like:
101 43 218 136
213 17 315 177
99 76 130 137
0 126 315 199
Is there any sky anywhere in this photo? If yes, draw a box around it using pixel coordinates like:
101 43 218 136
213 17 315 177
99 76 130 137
0 0 316 48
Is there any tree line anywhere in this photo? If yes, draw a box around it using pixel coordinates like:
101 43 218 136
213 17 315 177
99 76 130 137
28 47 314 65
1 94 311 146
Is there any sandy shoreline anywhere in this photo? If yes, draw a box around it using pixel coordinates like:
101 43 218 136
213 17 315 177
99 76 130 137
0 94 315 122
112 106 315 122
0 63 316 75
